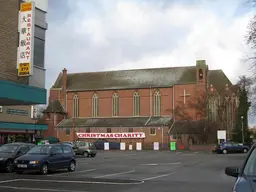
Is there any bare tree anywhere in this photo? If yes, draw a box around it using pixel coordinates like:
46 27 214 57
35 105 46 120
167 90 223 143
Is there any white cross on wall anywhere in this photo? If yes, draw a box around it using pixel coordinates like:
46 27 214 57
180 89 190 104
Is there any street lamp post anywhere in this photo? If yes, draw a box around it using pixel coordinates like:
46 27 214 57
241 116 244 143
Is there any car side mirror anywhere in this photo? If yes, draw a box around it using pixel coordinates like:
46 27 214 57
225 167 239 178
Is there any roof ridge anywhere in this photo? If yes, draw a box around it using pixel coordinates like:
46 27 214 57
67 65 195 76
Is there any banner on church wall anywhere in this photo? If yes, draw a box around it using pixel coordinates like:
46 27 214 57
76 132 145 139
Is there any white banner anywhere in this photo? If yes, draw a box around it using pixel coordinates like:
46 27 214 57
76 132 145 139
17 1 35 76
120 142 126 150
153 142 159 150
136 142 142 150
104 142 109 150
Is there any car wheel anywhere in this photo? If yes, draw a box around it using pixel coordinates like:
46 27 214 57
83 151 89 158
243 148 248 153
40 163 48 175
68 161 76 172
222 149 228 154
16 171 23 174
91 154 96 158
5 160 13 173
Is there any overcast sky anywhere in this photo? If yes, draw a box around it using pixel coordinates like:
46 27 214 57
45 0 254 89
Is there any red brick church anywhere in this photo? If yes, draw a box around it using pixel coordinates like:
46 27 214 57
42 60 238 149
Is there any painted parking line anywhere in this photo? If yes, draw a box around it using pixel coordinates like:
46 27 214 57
19 178 144 185
140 162 181 166
94 170 135 178
142 173 175 181
0 179 20 184
47 169 96 176
0 186 89 192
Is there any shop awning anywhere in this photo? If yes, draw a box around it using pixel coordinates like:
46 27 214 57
0 121 48 130
0 80 47 105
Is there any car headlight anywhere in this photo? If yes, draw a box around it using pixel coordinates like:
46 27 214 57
29 161 39 164
14 160 17 164
0 157 4 161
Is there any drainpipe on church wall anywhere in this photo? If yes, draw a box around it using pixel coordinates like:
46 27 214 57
150 87 152 116
172 85 175 120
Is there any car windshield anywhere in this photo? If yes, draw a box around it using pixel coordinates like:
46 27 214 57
243 147 256 176
0 145 19 153
27 145 52 155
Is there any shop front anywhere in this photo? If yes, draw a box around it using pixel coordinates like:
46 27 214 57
0 122 48 144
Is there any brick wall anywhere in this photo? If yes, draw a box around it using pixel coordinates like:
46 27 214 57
66 88 174 117
0 0 28 84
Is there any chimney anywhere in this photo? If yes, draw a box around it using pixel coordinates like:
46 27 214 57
62 68 67 110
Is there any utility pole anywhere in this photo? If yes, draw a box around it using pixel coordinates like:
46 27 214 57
241 116 244 143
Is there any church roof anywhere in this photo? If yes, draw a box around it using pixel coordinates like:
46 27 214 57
57 116 173 128
43 100 66 114
208 70 232 92
52 66 232 92
52 66 197 91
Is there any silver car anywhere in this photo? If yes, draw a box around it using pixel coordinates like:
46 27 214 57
73 141 97 158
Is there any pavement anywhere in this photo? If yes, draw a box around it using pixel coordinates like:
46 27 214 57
0 151 246 192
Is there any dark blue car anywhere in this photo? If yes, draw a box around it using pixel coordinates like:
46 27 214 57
225 143 256 191
212 141 249 154
14 144 76 175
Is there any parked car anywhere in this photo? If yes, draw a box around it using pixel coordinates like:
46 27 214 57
14 144 76 175
73 141 97 158
212 141 249 154
225 143 256 191
94 139 120 150
0 142 35 172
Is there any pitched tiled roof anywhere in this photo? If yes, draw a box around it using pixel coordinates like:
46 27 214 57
52 65 233 92
57 116 173 128
43 100 66 114
52 66 197 91
208 70 232 92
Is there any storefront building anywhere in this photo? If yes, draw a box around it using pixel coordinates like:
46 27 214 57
0 0 48 142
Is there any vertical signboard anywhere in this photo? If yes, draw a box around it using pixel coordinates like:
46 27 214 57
17 1 35 76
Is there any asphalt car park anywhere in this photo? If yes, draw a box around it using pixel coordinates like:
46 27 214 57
0 151 246 192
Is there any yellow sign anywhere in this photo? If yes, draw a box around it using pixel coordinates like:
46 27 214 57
21 2 32 12
18 63 30 77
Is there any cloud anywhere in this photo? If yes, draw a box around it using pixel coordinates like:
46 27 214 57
45 0 254 89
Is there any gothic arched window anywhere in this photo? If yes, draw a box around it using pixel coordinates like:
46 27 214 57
73 94 79 117
112 93 119 116
133 92 140 116
92 93 99 117
154 90 161 116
